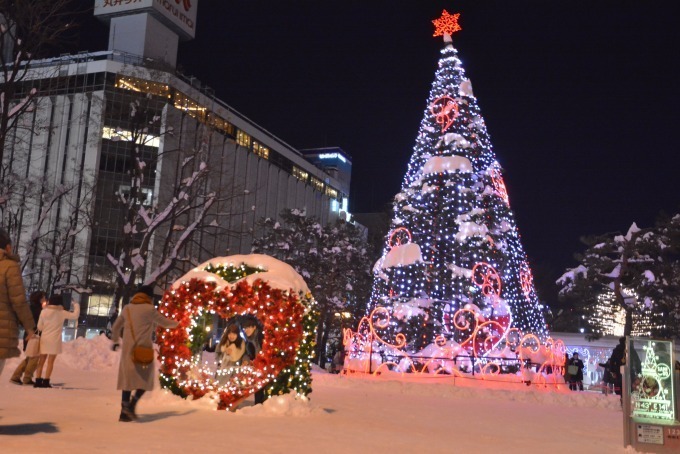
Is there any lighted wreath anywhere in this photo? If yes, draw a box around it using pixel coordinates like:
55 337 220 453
157 254 318 410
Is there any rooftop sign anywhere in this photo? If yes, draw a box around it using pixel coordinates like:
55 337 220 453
94 0 198 40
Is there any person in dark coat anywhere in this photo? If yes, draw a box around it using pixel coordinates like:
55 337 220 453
111 285 178 422
568 352 585 391
241 315 265 405
608 337 626 396
0 228 36 377
9 290 46 385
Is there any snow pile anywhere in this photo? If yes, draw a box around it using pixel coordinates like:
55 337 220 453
237 393 323 417
318 374 622 411
59 334 119 371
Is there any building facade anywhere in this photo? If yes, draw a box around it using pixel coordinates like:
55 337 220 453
1 1 350 333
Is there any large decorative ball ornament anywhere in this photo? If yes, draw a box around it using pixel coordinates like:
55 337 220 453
157 255 317 410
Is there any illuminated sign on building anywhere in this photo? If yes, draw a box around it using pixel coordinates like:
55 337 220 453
319 152 348 163
94 0 198 39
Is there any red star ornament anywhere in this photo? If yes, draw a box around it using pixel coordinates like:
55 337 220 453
432 10 462 37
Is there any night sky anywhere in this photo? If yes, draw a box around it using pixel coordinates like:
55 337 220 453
72 1 679 302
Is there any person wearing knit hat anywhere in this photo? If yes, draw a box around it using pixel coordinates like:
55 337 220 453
111 284 178 422
136 285 155 298
34 293 80 388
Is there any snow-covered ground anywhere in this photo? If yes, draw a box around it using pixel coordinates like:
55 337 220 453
1 336 629 453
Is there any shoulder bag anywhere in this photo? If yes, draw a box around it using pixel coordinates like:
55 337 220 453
25 335 41 357
126 306 155 366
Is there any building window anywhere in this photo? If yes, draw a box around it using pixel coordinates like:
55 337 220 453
102 126 160 148
117 185 153 206
252 141 269 160
310 176 324 192
209 114 235 137
325 186 338 199
87 294 114 317
237 130 251 148
174 92 206 121
116 76 170 98
292 166 308 183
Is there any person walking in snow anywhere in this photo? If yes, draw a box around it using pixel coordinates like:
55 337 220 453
34 294 80 388
111 285 178 422
9 290 46 385
0 228 36 378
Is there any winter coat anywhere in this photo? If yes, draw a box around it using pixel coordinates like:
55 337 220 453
37 303 80 355
0 249 36 359
111 292 178 391
568 358 585 381
244 328 263 362
221 341 245 364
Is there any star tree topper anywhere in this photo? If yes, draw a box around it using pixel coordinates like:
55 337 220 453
432 9 462 38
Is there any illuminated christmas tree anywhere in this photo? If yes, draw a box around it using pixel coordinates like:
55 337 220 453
366 10 547 361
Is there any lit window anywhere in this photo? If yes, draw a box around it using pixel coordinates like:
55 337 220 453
117 185 153 206
310 176 324 192
325 186 338 199
252 141 270 160
87 294 114 317
237 130 251 148
292 166 308 182
116 76 170 98
102 126 160 148
174 92 206 121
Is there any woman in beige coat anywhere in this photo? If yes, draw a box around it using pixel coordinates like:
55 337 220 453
111 285 178 422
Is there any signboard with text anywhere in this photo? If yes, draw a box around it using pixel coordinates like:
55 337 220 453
94 0 198 39
629 339 676 422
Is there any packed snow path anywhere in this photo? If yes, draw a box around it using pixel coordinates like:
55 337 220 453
0 336 625 453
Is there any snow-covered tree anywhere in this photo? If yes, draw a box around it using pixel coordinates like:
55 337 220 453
557 216 680 338
0 0 75 166
105 89 241 307
1 1 95 296
252 208 373 365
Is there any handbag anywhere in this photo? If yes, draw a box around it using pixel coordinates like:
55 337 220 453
126 307 155 366
567 365 579 375
25 336 40 357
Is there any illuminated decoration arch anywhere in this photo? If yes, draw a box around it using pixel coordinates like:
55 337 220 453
430 96 459 132
157 255 317 410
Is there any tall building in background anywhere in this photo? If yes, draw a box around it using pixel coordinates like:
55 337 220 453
1 1 350 333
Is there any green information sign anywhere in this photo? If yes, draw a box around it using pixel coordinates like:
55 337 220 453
629 338 676 422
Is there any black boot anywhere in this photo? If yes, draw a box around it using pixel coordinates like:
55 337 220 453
42 379 53 388
128 397 139 420
119 402 134 422
34 378 44 388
